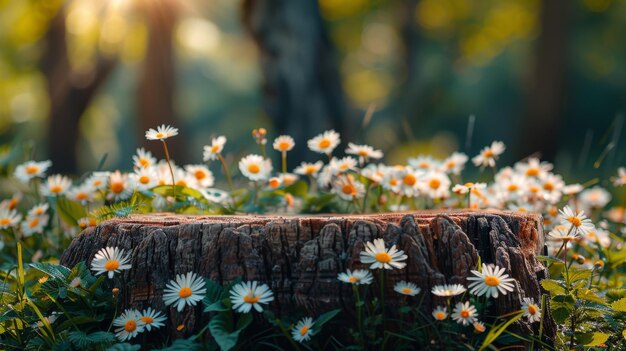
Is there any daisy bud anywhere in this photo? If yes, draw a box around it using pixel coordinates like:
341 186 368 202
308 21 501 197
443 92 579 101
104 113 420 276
594 260 605 268
112 288 120 297
177 324 185 331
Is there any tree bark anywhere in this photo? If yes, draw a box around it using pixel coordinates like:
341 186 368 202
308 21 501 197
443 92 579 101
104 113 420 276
61 210 555 343
242 0 348 165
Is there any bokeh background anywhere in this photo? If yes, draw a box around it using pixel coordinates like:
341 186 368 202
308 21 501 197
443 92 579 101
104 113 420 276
1 0 625 181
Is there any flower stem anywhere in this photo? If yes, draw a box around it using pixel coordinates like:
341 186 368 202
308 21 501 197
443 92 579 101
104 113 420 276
217 153 234 192
275 319 302 351
161 140 176 195
353 284 365 349
282 151 287 174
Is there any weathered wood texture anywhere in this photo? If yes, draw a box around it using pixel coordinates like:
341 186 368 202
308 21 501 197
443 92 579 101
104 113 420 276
60 210 555 341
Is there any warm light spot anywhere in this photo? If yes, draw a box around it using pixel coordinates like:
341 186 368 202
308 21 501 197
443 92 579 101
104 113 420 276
139 176 150 184
318 139 331 149
243 294 260 304
568 216 582 227
248 164 261 174
404 174 417 186
429 179 441 189
50 185 63 193
141 316 154 324
527 304 538 315
110 182 124 193
179 287 192 298
342 184 356 195
484 276 500 287
125 320 137 332
460 310 470 318
26 165 39 174
375 252 392 263
526 168 539 176
194 170 206 180
300 325 309 336
348 277 358 283
104 260 120 271
402 288 413 294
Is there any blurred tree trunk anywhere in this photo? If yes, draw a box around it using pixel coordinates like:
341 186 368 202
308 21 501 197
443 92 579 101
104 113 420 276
520 0 570 161
136 0 184 162
242 0 347 164
42 10 116 174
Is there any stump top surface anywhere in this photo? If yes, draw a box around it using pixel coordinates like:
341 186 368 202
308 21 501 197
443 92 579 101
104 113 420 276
104 209 542 227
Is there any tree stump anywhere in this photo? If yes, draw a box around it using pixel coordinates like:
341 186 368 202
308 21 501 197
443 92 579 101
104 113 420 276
60 210 556 342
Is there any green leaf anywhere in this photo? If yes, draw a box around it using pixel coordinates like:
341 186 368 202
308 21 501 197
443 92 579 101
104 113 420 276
209 313 241 351
203 279 227 312
551 307 571 324
612 297 626 312
569 268 592 283
584 332 609 347
541 279 566 295
106 343 141 351
478 312 523 351
622 330 626 340
314 309 341 332
576 289 606 305
284 180 308 198
29 262 70 281
56 196 87 227
155 339 203 351
68 331 116 348
536 255 564 264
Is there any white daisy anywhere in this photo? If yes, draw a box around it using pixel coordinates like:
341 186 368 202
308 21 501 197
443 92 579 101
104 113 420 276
317 165 334 188
579 187 611 209
163 272 207 312
361 164 387 184
559 206 595 235
132 148 156 169
67 184 96 205
408 155 440 171
419 171 450 199
40 174 72 196
14 160 52 183
345 143 383 163
27 203 49 217
77 217 98 230
514 157 552 178
131 167 158 191
393 281 421 296
268 177 283 189
539 173 564 204
113 309 145 341
399 167 422 197
431 284 467 297
472 141 505 168
613 167 626 187
280 173 298 186
547 225 581 242
521 297 541 323
359 238 407 270
331 175 365 201
185 164 215 188
107 171 134 201
0 192 21 211
229 281 274 313
90 247 132 279
441 152 468 175
307 130 340 155
20 214 48 236
139 307 167 331
432 306 448 321
203 136 227 161
337 269 373 285
451 301 477 326
145 124 178 141
562 184 583 196
329 156 358 175
381 167 404 193
239 154 272 181
291 317 314 343
294 161 324 177
273 135 295 153
473 321 486 333
0 208 22 229
85 172 110 191
467 264 516 298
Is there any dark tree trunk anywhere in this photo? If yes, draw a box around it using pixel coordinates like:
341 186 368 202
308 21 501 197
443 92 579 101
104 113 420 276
242 0 348 165
520 0 570 161
42 10 116 174
136 0 184 162
61 210 556 344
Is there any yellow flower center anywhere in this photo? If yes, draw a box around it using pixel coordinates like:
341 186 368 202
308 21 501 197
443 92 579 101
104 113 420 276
269 179 280 188
402 288 413 294
348 277 358 283
342 184 355 195
104 260 120 271
446 161 455 168
529 186 540 193
211 145 220 152
278 141 291 151
125 320 137 332
375 252 392 263
26 165 39 174
176 179 188 187
139 159 150 168
300 325 309 336
526 168 539 176
305 166 317 174
474 323 485 332
248 164 261 174
110 182 124 194
179 287 192 298
528 304 538 315
194 170 206 180
29 218 39 228
243 295 260 304
544 182 554 191
460 310 470 318
418 162 429 169
436 312 445 320
429 179 441 189
0 218 10 225
403 174 416 186
568 216 582 227
93 180 103 187
139 176 150 184
50 185 62 193
507 184 518 192
389 178 398 186
318 139 331 149
141 316 154 324
76 193 88 200
484 150 494 158
484 275 500 286
155 132 165 139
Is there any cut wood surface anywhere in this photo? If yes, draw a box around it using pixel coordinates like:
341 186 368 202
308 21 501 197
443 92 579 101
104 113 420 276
60 210 556 341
